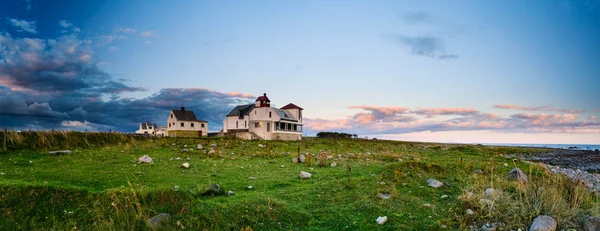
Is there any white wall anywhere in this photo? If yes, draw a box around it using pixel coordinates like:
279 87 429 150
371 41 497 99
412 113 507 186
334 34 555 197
225 115 250 131
166 111 208 136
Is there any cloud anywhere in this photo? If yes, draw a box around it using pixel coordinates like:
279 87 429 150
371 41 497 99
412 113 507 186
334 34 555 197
139 31 154 38
24 0 32 11
493 104 585 113
58 20 72 28
58 20 80 33
400 11 433 24
303 104 600 135
115 28 136 34
390 35 458 59
8 18 37 34
144 40 151 45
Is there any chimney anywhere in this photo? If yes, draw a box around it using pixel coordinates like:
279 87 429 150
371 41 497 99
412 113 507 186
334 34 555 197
181 106 185 111
263 93 266 96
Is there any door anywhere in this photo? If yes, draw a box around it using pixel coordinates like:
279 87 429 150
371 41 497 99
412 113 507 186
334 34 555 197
267 122 270 132
199 130 202 137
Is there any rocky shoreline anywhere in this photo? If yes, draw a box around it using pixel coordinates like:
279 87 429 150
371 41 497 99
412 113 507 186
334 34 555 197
512 149 600 193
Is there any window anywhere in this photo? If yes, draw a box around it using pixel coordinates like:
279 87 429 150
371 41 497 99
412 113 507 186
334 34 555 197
201 123 205 128
267 122 270 132
236 121 238 128
255 111 256 115
239 115 244 119
269 112 272 118
191 123 194 127
171 114 173 119
169 124 171 128
255 122 259 128
181 122 184 127
244 121 247 127
149 127 152 129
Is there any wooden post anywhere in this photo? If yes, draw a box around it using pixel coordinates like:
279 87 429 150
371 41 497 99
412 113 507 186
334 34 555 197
3 129 7 152
85 129 88 143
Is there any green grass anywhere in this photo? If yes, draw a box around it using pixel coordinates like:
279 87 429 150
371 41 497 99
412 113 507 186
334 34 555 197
0 135 597 230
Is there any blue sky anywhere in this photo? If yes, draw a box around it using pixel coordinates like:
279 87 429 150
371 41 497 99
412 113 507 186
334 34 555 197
1 0 599 144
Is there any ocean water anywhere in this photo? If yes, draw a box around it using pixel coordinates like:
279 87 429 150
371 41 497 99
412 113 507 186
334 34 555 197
482 143 600 150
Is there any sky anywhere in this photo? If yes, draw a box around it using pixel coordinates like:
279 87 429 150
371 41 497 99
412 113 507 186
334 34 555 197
0 0 599 144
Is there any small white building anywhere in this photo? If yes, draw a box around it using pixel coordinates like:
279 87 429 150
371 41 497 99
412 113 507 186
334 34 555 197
155 126 168 137
223 93 303 140
167 107 208 137
135 122 158 136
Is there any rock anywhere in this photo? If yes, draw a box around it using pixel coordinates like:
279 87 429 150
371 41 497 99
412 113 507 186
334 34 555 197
248 176 257 180
247 185 253 190
427 178 443 188
184 145 187 148
503 163 509 167
331 162 337 167
49 150 72 155
197 144 203 150
138 155 153 163
466 209 475 215
181 163 190 168
529 215 556 231
146 213 170 228
479 223 497 231
173 186 179 191
441 224 447 229
201 184 221 196
582 216 600 231
378 193 391 199
211 143 217 147
299 171 312 179
208 149 215 155
485 188 495 198
422 204 432 207
441 195 448 199
370 174 377 177
376 216 387 225
507 168 529 182
258 144 265 148
299 154 306 163
182 148 189 152
473 169 483 174
171 143 176 146
292 157 298 163
227 190 235 196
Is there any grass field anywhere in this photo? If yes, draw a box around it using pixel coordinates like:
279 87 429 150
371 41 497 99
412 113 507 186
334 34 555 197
0 133 598 230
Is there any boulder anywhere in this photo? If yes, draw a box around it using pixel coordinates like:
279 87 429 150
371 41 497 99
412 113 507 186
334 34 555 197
507 168 529 182
138 155 153 163
465 209 475 215
181 163 190 169
378 193 391 199
197 144 203 150
49 150 72 155
292 157 299 163
427 178 443 188
182 148 189 152
208 149 215 155
146 213 170 228
299 154 306 163
211 143 217 147
582 216 600 231
376 216 387 225
485 188 495 198
299 171 312 179
173 185 179 191
331 162 337 167
529 215 556 231
227 190 235 196
201 184 222 196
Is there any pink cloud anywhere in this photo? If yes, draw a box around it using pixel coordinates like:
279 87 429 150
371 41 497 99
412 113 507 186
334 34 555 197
413 107 480 117
304 118 351 130
139 31 154 38
227 92 255 98
348 105 411 115
493 104 584 113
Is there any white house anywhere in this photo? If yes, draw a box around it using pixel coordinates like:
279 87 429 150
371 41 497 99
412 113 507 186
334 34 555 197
222 93 303 140
167 107 208 137
135 122 158 136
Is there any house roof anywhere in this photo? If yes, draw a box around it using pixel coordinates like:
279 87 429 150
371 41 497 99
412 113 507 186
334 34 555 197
171 108 208 122
255 93 270 102
226 104 255 117
140 122 158 130
273 108 298 122
281 103 303 110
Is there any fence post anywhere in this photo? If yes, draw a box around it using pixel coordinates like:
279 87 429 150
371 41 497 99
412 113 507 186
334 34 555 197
85 129 88 143
3 129 7 152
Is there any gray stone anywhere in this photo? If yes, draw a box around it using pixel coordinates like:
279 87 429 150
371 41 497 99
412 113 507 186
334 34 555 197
182 148 189 152
507 168 529 183
485 188 495 198
292 157 298 163
473 169 483 174
49 150 72 155
529 215 556 231
331 162 337 167
138 155 153 163
147 213 170 228
479 223 497 231
427 178 443 188
582 216 600 231
227 190 235 196
208 149 215 155
378 193 391 199
299 154 306 163
299 171 312 179
201 184 222 196
466 209 475 215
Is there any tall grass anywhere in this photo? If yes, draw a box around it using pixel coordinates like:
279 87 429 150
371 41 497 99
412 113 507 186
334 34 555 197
0 130 148 151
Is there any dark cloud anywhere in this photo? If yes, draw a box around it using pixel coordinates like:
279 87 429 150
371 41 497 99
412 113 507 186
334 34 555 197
437 54 459 60
0 30 254 132
400 11 433 24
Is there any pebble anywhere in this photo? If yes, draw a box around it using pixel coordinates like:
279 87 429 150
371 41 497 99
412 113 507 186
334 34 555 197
465 209 474 215
376 216 387 225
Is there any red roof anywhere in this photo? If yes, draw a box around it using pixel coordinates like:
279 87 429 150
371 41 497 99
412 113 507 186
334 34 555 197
255 93 270 102
281 103 303 110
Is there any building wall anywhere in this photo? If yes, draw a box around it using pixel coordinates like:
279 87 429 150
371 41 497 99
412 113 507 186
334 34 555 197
272 132 302 141
224 115 249 132
166 112 208 137
282 108 302 123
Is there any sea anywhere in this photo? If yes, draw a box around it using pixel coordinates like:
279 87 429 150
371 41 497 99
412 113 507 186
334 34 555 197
481 143 600 150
